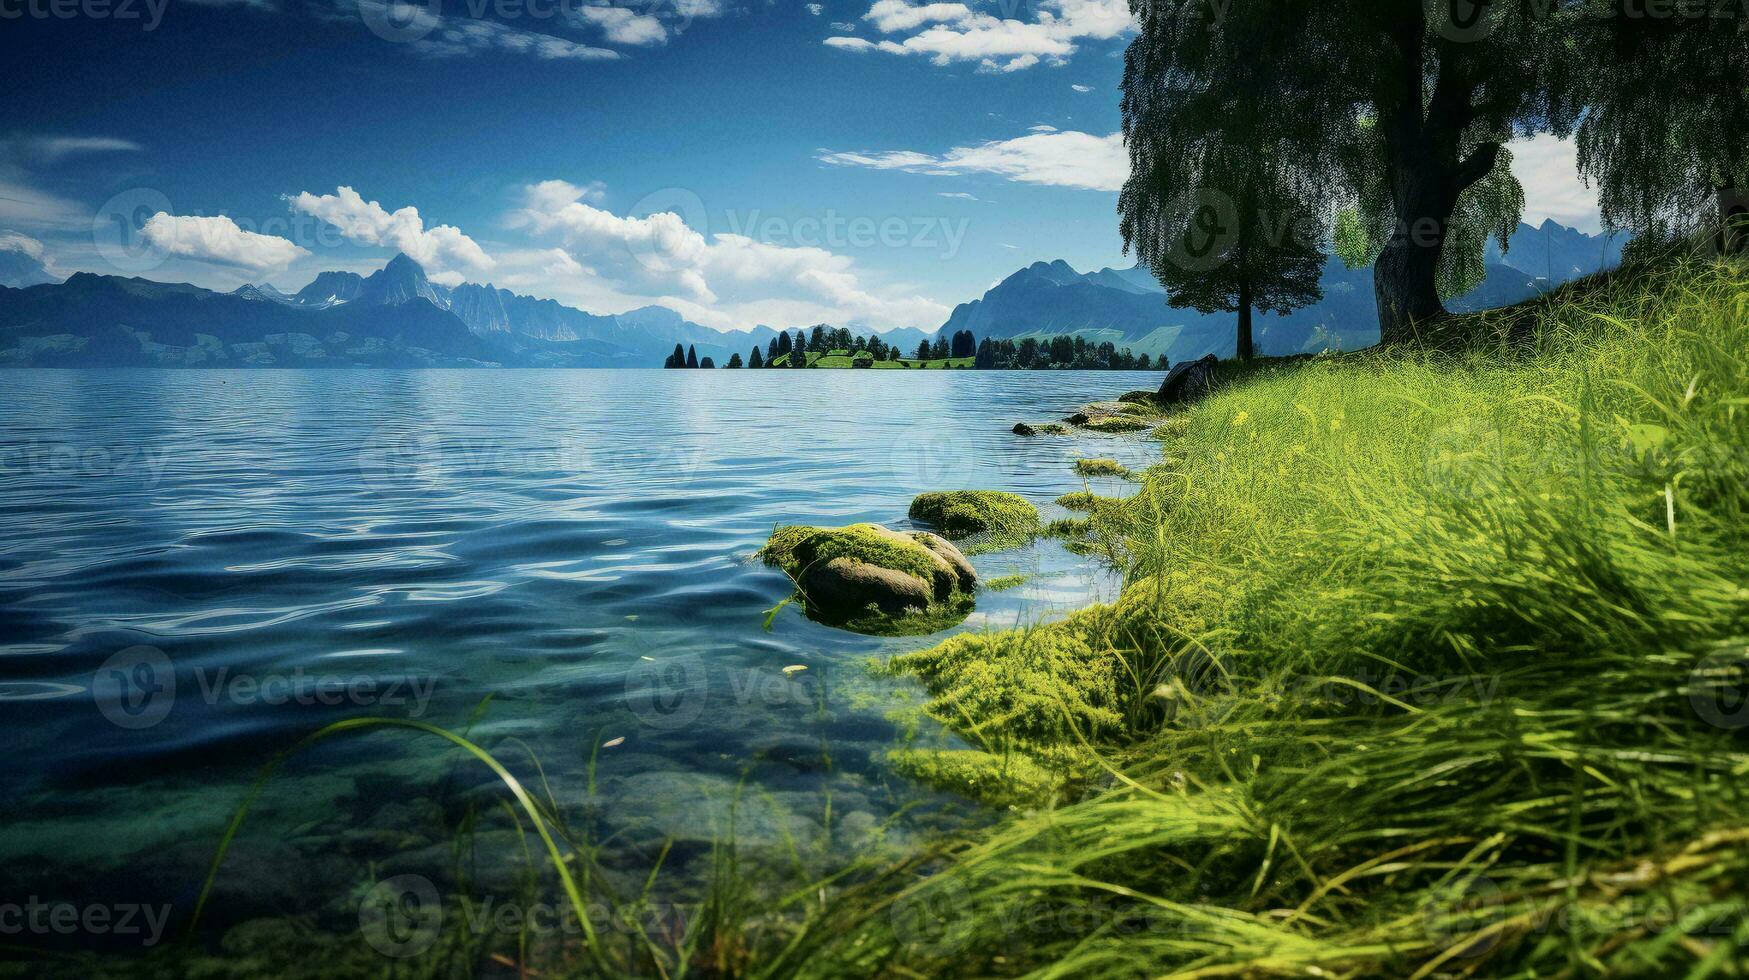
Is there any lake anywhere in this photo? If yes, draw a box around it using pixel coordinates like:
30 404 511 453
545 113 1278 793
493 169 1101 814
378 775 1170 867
0 368 1159 947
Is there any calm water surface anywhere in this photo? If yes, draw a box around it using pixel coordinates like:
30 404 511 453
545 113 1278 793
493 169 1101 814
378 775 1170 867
0 368 1159 934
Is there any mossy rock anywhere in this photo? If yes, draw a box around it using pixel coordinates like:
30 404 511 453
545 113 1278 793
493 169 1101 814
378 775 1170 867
1118 390 1159 405
1073 458 1131 478
908 491 1041 553
760 523 976 636
1038 423 1071 435
1082 415 1151 434
1055 491 1122 513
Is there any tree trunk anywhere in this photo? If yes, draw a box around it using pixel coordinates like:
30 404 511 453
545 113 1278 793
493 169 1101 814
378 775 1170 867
1374 166 1458 346
1236 277 1254 362
1720 185 1746 255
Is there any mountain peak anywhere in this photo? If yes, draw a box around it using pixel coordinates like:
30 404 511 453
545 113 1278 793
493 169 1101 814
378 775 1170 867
381 252 427 276
1025 259 1082 283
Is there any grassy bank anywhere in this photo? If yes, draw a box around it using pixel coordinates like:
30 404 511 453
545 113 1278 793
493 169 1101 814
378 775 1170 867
776 255 1749 976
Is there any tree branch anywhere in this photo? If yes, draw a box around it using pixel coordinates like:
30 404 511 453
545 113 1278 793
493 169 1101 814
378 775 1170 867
1455 142 1504 190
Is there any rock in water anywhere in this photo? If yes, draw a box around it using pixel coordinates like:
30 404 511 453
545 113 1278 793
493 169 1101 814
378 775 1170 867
1157 354 1220 406
908 491 1041 549
1012 422 1038 436
760 523 976 635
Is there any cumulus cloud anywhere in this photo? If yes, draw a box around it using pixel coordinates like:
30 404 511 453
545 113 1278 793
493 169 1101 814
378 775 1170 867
0 231 63 287
139 213 310 272
806 2 822 13
826 0 1133 71
575 4 668 45
819 128 1125 191
289 186 495 277
1509 133 1603 234
506 179 949 330
344 0 619 61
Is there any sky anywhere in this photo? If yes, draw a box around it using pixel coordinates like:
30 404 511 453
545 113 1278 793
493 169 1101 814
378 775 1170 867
0 0 1606 332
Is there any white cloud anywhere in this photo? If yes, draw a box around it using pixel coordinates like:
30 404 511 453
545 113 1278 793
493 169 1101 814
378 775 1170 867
506 179 949 330
1071 83 1092 93
1509 133 1602 234
288 186 496 277
7 136 143 163
819 129 1125 191
0 231 46 261
575 4 668 45
806 2 823 14
414 17 621 60
140 213 310 272
937 191 979 200
0 231 63 286
827 0 1133 71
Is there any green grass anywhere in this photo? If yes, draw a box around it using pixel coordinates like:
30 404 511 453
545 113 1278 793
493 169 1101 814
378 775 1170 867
803 255 1749 977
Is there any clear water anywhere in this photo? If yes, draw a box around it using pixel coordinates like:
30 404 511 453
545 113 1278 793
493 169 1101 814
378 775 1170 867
0 368 1158 936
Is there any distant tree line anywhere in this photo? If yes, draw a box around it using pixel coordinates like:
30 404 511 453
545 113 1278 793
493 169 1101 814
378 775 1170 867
662 328 1160 371
974 335 1155 371
662 344 714 369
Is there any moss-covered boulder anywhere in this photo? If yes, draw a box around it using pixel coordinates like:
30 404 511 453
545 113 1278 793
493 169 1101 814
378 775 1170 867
760 524 976 635
908 490 1041 552
1082 415 1151 434
1073 458 1131 478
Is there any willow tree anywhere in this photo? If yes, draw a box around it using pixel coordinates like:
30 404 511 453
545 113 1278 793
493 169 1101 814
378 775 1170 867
1577 11 1749 250
1123 0 1583 344
1121 25 1328 362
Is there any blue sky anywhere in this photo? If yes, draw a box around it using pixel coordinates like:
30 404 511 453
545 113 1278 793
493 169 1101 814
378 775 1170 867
0 0 1603 331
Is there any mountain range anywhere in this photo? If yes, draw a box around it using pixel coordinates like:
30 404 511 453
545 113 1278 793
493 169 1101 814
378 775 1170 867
0 220 1624 368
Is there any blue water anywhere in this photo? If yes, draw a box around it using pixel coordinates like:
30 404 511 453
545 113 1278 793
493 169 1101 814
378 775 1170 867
0 368 1158 934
